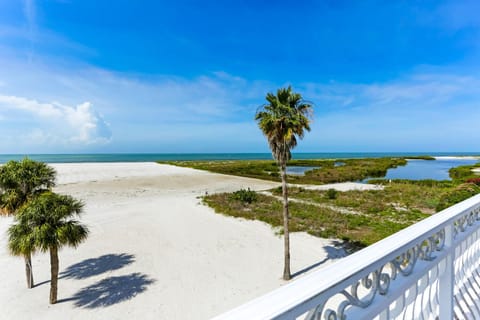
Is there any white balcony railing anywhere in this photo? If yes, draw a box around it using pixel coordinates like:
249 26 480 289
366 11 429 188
213 194 480 320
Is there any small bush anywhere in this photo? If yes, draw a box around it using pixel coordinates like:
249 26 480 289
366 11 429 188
326 188 338 199
230 188 258 204
436 183 480 211
449 165 476 182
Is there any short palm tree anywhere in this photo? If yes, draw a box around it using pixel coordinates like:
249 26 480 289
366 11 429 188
0 158 56 214
9 192 89 304
0 158 56 288
255 86 313 280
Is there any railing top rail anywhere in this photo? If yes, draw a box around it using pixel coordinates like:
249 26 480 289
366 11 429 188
212 193 480 320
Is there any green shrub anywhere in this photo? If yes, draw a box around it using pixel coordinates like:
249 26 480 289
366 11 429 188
449 165 477 182
271 186 283 195
326 188 338 199
436 183 480 211
230 188 258 204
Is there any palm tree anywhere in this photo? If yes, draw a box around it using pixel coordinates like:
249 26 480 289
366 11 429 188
0 158 56 288
9 192 89 304
0 158 56 214
255 86 313 280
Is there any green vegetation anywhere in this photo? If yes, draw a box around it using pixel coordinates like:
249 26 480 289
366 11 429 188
436 183 480 211
1 158 89 304
161 159 283 180
9 192 89 304
0 158 56 216
204 190 422 249
160 157 408 185
449 162 480 183
0 158 56 288
230 188 258 204
197 156 480 249
326 188 338 199
275 183 449 215
303 158 407 183
405 155 436 160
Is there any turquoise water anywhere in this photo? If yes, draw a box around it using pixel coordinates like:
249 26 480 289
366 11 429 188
1 153 478 181
0 152 479 163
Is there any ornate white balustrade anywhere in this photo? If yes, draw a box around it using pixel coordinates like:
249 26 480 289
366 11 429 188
212 194 480 320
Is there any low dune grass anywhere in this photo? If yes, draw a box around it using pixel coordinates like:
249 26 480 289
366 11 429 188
198 158 480 248
161 157 408 184
204 191 418 249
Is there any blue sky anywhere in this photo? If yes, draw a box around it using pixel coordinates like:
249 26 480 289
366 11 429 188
0 0 479 153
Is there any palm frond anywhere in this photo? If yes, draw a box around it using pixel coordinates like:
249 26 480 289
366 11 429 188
255 86 313 165
0 158 56 214
9 192 88 254
8 223 36 256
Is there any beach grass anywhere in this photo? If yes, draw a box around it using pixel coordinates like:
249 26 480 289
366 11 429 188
449 162 480 183
203 190 423 249
196 157 480 248
202 179 464 248
159 157 408 184
276 181 451 214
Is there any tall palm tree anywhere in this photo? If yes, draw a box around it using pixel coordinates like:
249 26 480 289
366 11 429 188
0 158 56 288
255 86 313 280
9 192 89 304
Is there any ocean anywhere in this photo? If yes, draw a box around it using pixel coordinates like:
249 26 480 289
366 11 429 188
0 152 478 163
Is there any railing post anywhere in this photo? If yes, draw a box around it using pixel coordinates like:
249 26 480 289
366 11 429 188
439 224 454 319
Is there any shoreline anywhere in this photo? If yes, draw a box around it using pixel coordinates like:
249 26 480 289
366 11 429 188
1 152 480 164
434 156 480 160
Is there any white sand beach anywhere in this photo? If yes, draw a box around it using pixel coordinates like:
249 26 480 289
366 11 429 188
0 163 347 320
434 156 480 160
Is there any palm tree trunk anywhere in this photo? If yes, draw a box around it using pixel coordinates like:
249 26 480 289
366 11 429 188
49 247 59 304
280 163 291 280
24 253 34 288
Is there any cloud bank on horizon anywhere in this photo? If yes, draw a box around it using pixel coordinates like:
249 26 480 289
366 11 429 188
0 0 479 153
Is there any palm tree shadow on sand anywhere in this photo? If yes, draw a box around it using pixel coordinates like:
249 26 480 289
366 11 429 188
61 253 136 279
35 253 136 288
291 242 348 279
59 273 156 308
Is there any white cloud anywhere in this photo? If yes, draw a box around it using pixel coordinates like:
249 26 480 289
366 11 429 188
0 95 63 117
0 95 111 149
363 74 479 107
295 72 480 152
1 47 480 153
0 58 263 120
76 67 271 123
303 73 480 113
0 54 275 152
